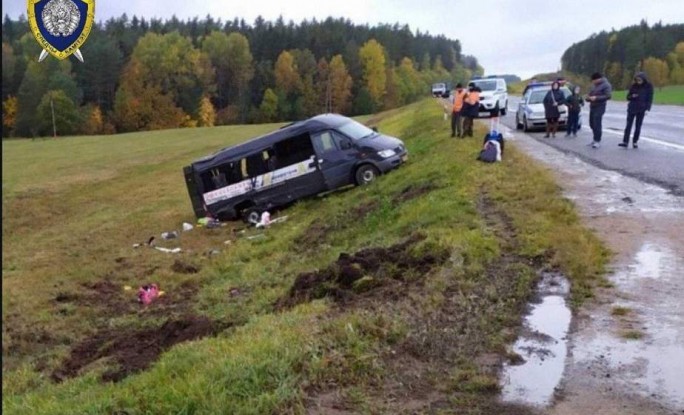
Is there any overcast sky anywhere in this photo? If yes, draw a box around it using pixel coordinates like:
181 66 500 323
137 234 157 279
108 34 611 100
4 0 684 79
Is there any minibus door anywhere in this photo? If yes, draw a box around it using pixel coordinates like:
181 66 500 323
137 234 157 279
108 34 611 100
311 131 357 189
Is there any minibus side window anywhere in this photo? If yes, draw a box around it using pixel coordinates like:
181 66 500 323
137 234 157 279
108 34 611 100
200 161 244 192
273 133 315 167
312 131 338 154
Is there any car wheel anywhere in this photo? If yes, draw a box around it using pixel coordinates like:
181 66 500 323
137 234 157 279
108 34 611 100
501 101 507 116
523 116 530 132
242 207 262 224
355 164 380 185
516 114 522 130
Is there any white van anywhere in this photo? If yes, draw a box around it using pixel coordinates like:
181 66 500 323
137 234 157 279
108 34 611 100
469 76 508 116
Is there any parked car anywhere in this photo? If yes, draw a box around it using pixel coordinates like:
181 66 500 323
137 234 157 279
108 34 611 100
515 83 582 132
432 82 450 98
468 76 508 116
183 114 408 222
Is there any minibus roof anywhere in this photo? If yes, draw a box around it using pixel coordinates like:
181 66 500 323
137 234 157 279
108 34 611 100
191 113 350 172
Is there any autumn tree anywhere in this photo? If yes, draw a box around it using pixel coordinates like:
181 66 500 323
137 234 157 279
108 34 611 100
395 57 422 104
274 50 300 119
642 57 669 90
605 62 623 89
668 42 684 84
197 96 216 127
81 104 104 135
113 59 185 132
202 31 254 120
315 57 330 112
36 90 81 137
129 31 214 122
358 39 387 109
291 49 318 118
328 55 353 114
259 88 278 122
2 96 17 136
384 63 400 110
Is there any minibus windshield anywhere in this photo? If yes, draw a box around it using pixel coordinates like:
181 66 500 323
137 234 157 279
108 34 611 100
337 120 375 141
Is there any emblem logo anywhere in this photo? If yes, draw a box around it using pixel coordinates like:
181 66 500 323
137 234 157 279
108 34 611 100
27 0 94 62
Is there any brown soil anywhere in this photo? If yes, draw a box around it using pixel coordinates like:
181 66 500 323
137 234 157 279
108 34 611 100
276 233 449 310
52 316 225 383
393 182 438 204
171 259 200 274
78 279 139 315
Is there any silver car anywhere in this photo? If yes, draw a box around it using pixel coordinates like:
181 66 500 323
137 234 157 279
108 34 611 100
515 85 582 132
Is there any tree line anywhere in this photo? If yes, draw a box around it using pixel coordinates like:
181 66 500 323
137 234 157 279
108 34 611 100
1 14 482 137
561 20 684 90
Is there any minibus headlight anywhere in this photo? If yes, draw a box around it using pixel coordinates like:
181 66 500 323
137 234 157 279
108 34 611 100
378 149 396 158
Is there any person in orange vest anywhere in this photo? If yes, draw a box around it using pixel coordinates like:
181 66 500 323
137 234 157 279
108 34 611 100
450 83 467 138
462 83 481 138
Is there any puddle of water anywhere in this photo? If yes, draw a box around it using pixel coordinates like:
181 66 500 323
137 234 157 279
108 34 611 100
501 273 572 407
631 243 665 280
574 241 684 408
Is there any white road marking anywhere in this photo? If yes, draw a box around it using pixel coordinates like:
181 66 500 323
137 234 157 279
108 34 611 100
602 129 684 151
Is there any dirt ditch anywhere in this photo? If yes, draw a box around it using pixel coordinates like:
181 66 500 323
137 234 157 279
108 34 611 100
277 233 449 310
52 315 226 383
305 192 544 414
393 182 438 204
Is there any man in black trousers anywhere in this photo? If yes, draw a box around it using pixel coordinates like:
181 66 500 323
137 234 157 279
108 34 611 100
620 72 653 149
585 72 612 149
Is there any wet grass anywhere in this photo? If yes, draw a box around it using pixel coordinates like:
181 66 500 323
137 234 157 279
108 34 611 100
620 330 645 340
611 306 632 316
2 99 606 414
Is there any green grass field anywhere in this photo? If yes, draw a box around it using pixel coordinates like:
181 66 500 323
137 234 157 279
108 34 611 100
611 84 684 105
2 100 607 414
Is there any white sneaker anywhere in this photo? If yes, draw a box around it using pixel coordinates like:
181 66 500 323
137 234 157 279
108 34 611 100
592 141 600 149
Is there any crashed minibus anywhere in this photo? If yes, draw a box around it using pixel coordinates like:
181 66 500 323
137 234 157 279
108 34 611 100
183 114 408 223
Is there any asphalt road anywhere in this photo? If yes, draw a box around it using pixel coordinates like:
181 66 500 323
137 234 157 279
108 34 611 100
498 97 684 195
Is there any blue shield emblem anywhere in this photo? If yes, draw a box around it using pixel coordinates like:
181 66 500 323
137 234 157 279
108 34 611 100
27 0 94 61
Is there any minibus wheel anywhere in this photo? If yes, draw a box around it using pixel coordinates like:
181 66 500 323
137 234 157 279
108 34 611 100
355 164 379 185
242 207 262 224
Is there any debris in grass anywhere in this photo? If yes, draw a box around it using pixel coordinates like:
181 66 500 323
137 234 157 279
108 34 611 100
198 217 221 228
182 222 194 231
254 211 271 228
154 247 181 254
246 234 265 240
161 231 179 240
137 284 160 305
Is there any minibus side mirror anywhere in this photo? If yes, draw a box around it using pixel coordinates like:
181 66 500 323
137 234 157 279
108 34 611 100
340 139 352 150
372 126 378 133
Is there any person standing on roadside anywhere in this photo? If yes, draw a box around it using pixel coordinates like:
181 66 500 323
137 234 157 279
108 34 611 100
543 81 566 138
450 83 467 138
462 83 481 138
585 72 612 149
620 72 653 149
565 85 584 137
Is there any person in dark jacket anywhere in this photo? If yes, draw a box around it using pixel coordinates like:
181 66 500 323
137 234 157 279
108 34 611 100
462 83 480 138
565 85 584 137
585 72 612 148
542 81 566 138
620 72 653 149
